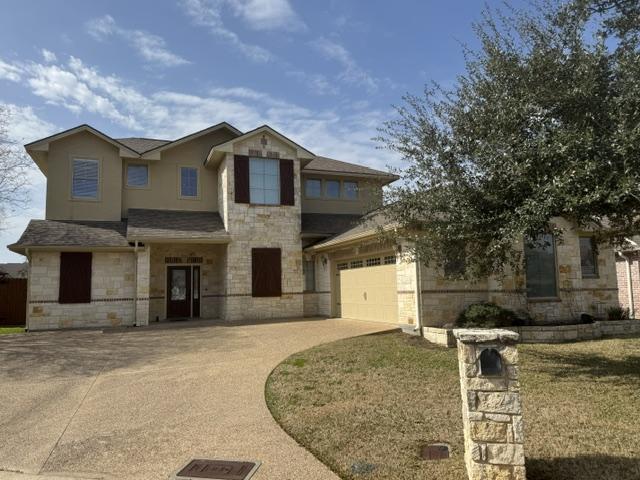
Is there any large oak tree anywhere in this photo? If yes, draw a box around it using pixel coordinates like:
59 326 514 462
378 0 640 279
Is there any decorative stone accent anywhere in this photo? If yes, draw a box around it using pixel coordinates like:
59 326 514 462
454 328 526 480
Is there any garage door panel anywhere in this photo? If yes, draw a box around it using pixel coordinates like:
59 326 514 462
339 262 398 323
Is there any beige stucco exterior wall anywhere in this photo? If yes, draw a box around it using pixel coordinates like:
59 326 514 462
300 174 383 214
27 250 135 330
121 130 235 216
148 243 226 322
45 131 123 221
221 132 304 321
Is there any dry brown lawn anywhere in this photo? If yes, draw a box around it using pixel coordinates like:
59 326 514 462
265 331 640 480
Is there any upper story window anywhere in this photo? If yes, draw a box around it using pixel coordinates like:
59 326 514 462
72 158 99 200
525 233 557 298
127 163 148 188
343 181 358 200
305 179 322 198
180 166 198 198
325 180 341 199
579 236 598 278
250 157 280 205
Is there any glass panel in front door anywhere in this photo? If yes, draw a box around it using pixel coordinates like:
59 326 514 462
171 269 187 300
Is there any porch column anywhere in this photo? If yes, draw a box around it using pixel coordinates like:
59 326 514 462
135 245 150 326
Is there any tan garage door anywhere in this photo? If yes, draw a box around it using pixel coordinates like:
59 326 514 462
338 255 398 324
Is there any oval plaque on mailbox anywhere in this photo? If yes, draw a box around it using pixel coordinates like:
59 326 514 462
479 348 503 376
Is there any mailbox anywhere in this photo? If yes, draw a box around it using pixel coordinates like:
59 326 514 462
479 348 503 376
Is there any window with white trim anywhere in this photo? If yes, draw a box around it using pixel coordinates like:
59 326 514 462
72 158 99 199
250 157 280 205
180 167 198 198
350 259 363 269
127 163 148 187
366 257 381 267
383 255 396 265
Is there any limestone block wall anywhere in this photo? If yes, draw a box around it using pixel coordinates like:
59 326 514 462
221 133 304 321
148 243 225 322
454 329 526 480
136 246 150 326
490 219 619 324
616 252 640 318
27 250 136 330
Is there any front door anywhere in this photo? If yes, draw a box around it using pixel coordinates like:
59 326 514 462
167 266 191 318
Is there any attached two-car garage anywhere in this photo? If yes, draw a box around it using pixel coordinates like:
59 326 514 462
334 253 399 324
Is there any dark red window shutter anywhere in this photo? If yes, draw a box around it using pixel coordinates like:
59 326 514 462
252 248 282 297
59 252 92 304
279 159 294 206
234 155 250 203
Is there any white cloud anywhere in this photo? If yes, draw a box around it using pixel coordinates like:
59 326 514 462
229 0 306 32
41 49 57 63
86 15 190 67
180 0 273 62
2 103 57 144
0 59 23 82
285 70 339 96
311 37 378 92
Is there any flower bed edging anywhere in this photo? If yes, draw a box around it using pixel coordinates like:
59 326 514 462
422 319 640 347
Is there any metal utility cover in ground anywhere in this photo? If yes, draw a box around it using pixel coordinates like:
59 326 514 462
171 459 261 480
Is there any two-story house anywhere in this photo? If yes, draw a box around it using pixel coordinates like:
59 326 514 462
9 123 397 330
9 122 621 331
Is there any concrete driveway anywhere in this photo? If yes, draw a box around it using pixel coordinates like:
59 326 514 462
0 318 394 480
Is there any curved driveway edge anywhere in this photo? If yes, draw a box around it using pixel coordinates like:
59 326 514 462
0 318 394 480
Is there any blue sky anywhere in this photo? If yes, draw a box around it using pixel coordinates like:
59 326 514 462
0 0 527 262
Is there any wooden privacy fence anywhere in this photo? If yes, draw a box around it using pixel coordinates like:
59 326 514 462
0 278 27 326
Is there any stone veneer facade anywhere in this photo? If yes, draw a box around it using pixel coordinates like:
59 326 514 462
27 251 136 330
454 329 526 480
219 132 304 321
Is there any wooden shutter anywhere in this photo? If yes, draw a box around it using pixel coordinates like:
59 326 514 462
59 252 92 304
251 248 282 297
279 159 294 206
234 155 250 203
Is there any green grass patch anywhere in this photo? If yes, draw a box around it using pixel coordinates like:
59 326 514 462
266 331 640 480
0 326 24 335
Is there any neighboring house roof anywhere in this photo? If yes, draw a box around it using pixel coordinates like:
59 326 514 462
126 209 229 242
0 262 28 278
8 220 129 254
301 213 363 237
305 210 396 252
115 137 171 153
303 156 399 183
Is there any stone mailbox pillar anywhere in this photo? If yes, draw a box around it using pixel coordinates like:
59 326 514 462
453 329 526 480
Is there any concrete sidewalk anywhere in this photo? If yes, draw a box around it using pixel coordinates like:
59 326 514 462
0 318 394 480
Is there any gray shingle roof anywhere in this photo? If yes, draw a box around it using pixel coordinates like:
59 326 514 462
9 220 129 251
305 210 392 250
303 156 398 180
115 137 171 153
127 209 228 240
301 213 363 236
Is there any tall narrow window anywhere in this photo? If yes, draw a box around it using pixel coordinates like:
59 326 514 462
250 158 280 205
579 236 598 278
59 252 92 303
525 234 557 298
72 158 99 199
180 167 198 198
303 259 315 292
127 164 148 187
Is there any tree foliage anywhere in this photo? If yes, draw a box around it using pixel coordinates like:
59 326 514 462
0 105 32 228
377 0 640 279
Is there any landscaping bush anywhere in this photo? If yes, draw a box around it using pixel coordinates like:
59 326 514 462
606 306 630 321
455 302 520 328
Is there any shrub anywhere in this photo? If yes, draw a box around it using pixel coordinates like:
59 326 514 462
606 307 630 321
456 302 520 328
